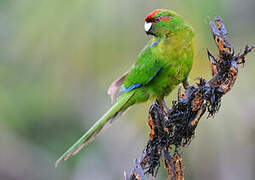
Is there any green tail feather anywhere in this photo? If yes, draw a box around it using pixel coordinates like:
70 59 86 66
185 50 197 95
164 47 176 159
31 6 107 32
55 91 135 167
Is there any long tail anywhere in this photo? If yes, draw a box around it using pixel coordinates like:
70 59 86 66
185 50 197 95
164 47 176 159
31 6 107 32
55 91 135 167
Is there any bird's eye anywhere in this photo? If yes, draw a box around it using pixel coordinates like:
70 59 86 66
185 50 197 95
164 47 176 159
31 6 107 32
155 17 160 22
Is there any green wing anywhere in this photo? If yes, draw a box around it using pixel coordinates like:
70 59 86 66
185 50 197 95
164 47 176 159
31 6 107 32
122 46 164 91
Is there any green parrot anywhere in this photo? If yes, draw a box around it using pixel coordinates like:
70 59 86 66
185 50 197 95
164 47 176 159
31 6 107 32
55 9 194 166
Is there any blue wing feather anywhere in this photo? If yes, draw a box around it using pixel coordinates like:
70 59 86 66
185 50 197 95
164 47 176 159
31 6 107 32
121 67 162 92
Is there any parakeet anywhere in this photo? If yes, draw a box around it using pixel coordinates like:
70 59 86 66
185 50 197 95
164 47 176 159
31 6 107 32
55 9 194 166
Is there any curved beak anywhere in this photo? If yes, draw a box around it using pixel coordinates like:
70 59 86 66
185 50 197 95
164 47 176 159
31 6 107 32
144 22 154 36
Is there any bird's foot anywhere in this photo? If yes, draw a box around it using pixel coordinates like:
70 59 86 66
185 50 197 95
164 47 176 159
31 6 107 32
182 78 190 89
161 99 172 114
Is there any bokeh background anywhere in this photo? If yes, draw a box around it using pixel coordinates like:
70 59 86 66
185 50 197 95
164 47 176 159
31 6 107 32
0 0 255 179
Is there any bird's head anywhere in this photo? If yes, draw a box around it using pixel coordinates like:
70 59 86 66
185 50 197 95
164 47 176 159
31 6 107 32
144 9 186 38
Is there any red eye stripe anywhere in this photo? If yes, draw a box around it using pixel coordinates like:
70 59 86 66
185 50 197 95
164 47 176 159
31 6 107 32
155 16 170 22
161 16 170 22
145 15 170 23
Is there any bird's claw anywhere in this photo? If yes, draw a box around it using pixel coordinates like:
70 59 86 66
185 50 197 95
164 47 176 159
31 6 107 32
182 78 190 89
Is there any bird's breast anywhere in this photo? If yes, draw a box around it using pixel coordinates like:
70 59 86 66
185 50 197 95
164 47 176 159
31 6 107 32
148 37 193 98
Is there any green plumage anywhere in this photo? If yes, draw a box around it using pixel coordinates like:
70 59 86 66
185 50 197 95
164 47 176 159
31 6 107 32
56 9 194 166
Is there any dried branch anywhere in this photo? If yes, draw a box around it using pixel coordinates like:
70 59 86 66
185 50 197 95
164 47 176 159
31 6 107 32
126 16 254 180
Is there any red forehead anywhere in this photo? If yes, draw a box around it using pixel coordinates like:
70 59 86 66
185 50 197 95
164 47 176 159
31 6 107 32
145 9 161 21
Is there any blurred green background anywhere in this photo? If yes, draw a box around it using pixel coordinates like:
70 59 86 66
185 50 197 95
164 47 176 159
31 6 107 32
0 0 255 179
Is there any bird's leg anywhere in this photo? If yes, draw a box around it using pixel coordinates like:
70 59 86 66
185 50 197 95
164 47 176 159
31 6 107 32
177 84 183 101
182 77 189 89
161 99 171 113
